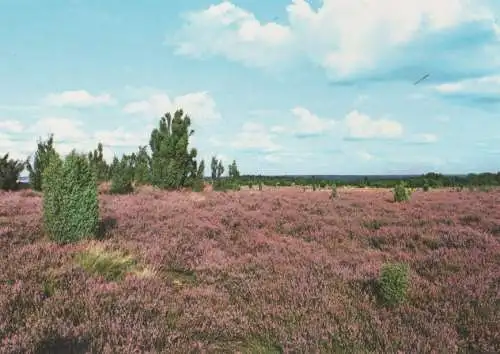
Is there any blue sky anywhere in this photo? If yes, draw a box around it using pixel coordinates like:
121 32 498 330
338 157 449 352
1 0 500 175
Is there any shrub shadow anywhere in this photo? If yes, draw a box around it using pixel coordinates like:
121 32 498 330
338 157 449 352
35 336 90 354
96 216 117 239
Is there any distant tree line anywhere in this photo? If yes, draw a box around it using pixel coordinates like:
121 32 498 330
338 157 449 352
234 172 500 189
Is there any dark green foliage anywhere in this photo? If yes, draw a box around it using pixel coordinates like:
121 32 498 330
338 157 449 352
0 153 25 191
210 156 218 181
149 109 200 190
110 154 134 194
42 151 99 244
192 160 205 192
26 134 57 191
108 156 120 181
423 183 430 192
227 159 241 190
211 156 228 191
212 179 227 192
216 159 224 179
235 171 500 190
228 160 240 179
393 182 411 202
378 263 410 307
88 142 109 182
132 146 151 185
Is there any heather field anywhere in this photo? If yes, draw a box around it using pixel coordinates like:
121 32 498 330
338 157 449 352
1 187 499 353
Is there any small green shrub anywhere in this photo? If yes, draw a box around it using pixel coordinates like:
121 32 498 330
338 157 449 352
378 262 410 306
329 183 337 199
363 219 384 230
422 183 430 192
109 158 134 194
479 185 492 192
192 179 204 192
393 182 411 202
258 181 263 191
213 179 227 192
312 184 316 191
248 182 253 189
42 151 99 244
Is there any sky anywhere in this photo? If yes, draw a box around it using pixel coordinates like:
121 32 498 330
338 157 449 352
1 0 500 176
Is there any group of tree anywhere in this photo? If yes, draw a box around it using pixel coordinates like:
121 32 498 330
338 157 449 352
0 109 242 194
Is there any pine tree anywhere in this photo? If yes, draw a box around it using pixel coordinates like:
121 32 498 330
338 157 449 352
210 156 218 181
108 156 120 180
216 160 224 179
192 159 205 192
133 145 151 185
110 154 134 194
149 109 199 190
228 160 240 179
88 142 109 182
0 153 25 191
227 160 240 190
211 156 226 191
26 134 57 191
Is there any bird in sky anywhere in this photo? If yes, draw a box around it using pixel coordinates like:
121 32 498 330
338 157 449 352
414 74 430 85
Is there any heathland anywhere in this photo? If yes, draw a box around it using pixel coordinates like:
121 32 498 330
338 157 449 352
0 109 499 352
1 186 499 352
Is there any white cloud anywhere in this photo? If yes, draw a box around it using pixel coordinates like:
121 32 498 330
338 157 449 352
173 1 295 68
43 90 115 107
0 119 24 133
290 106 335 136
31 117 87 141
123 91 221 122
433 75 500 107
230 122 282 152
93 127 151 148
344 110 403 139
434 75 500 95
0 132 32 160
2 117 153 162
270 125 287 133
173 0 496 80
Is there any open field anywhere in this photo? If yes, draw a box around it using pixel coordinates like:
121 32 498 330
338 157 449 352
1 187 499 353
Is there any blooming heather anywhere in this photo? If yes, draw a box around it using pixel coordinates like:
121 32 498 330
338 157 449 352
0 187 499 352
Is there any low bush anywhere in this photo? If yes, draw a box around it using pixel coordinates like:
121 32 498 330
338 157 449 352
378 262 410 306
393 182 411 202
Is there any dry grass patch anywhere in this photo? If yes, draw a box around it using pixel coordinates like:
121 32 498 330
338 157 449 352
75 242 154 281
